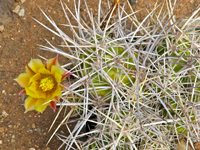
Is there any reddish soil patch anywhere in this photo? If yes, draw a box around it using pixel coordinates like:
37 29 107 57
0 0 199 149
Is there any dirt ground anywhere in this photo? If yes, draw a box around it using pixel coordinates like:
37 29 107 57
0 0 199 149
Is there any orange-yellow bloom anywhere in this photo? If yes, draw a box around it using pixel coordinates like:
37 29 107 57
15 56 72 113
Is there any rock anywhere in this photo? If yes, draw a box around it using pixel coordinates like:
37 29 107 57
29 148 36 150
21 0 26 4
190 0 194 4
13 125 17 129
37 128 41 133
11 139 15 143
29 129 33 133
13 5 20 14
0 25 4 32
31 123 36 129
2 110 8 118
0 140 2 144
18 8 25 16
2 90 5 94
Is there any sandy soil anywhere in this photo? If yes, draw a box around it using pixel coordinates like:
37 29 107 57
0 0 199 149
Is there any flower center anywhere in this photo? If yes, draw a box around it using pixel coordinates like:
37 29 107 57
39 75 55 92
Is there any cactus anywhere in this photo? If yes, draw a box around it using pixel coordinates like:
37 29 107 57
36 0 200 149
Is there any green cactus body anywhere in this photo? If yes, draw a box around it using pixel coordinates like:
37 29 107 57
78 37 136 98
158 37 191 73
157 36 198 135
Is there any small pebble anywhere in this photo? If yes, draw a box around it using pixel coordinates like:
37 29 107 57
2 90 5 94
29 148 36 150
18 9 25 16
129 0 137 5
13 5 21 14
2 110 9 118
60 130 65 134
32 123 36 129
0 140 2 144
11 139 15 143
60 41 65 46
21 0 26 3
190 0 194 4
37 128 41 133
0 25 4 32
29 129 33 133
8 125 12 128
13 125 17 129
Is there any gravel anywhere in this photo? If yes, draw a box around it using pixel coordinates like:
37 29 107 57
13 5 20 14
0 25 4 32
31 123 36 129
2 110 8 118
18 8 25 16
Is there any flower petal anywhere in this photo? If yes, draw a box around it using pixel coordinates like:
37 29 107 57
51 65 65 82
26 83 47 99
61 72 73 80
24 96 37 113
54 72 62 83
19 89 26 96
50 101 56 112
46 55 59 71
25 87 37 98
49 83 61 99
54 96 61 102
29 73 42 85
14 73 32 88
28 59 45 73
25 60 35 74
26 83 46 99
38 67 51 74
35 98 50 113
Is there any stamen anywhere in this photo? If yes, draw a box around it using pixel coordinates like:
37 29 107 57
39 75 55 91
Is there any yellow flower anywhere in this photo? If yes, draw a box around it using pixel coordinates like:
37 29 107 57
15 56 72 113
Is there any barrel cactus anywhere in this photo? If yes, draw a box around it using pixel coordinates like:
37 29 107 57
36 0 200 149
